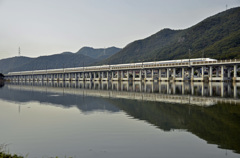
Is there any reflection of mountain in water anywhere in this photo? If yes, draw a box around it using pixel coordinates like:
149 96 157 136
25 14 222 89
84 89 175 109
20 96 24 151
109 98 240 153
0 86 119 113
1 82 240 154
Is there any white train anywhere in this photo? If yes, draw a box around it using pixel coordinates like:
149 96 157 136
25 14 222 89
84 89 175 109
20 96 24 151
7 58 217 75
110 58 217 68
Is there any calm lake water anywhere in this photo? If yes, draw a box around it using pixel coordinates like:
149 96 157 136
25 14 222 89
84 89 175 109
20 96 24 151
0 81 240 158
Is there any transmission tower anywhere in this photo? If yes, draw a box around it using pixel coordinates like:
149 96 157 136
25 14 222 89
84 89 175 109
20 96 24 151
18 47 21 56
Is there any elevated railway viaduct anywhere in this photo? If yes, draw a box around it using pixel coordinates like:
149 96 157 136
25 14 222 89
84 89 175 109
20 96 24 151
5 58 240 82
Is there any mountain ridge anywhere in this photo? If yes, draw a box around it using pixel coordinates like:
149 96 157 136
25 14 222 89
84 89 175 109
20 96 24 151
100 7 240 65
76 46 121 60
0 47 121 74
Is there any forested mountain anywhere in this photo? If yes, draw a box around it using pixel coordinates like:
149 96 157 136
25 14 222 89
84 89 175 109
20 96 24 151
0 47 120 74
9 53 97 73
77 46 121 60
101 7 240 64
0 56 34 74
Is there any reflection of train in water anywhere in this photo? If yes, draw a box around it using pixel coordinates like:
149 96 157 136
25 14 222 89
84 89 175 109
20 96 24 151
7 58 217 75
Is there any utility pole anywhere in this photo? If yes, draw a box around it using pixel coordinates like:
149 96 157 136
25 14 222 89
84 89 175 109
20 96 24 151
188 49 191 66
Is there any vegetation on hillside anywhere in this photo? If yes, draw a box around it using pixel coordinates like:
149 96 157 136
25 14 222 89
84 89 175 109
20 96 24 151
102 7 240 64
76 46 121 60
0 57 34 74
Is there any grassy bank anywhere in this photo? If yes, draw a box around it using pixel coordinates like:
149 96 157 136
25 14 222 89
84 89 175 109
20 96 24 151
0 144 23 158
0 152 23 158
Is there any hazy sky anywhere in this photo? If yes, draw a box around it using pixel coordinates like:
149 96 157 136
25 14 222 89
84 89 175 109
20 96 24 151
0 0 239 59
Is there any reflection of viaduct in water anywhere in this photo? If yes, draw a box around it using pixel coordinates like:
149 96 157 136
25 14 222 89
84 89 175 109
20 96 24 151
7 81 240 106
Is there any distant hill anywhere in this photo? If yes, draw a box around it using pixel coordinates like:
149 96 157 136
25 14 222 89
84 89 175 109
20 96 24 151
0 56 34 74
101 7 240 64
0 46 121 74
77 46 121 60
13 53 97 72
